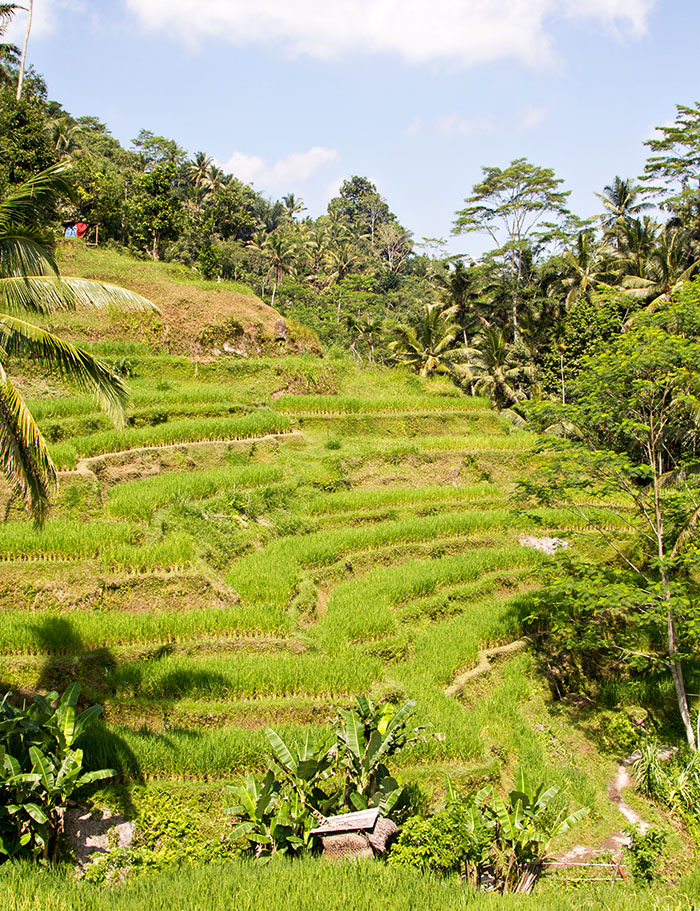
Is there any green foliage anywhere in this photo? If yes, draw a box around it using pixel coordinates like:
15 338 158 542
390 793 491 882
335 696 438 813
392 772 588 893
227 697 432 858
625 825 667 883
226 728 338 859
0 684 114 861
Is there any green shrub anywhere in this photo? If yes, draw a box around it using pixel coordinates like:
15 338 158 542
625 825 667 883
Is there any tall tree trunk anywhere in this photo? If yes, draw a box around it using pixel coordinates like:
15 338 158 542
560 352 566 404
16 0 32 100
653 447 695 748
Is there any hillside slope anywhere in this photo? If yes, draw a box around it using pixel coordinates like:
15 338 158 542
51 241 320 357
1 353 686 888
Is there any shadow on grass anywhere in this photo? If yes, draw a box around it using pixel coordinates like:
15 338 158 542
27 614 144 814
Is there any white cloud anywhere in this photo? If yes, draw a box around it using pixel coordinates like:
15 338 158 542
218 146 339 188
435 114 497 137
409 105 546 139
122 0 655 67
5 0 83 42
517 105 549 131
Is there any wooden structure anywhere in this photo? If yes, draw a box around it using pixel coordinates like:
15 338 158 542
541 861 628 891
311 808 397 859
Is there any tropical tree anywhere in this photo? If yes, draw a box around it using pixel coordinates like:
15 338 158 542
0 3 20 88
390 304 461 377
596 176 651 248
557 229 615 306
453 158 570 340
14 0 30 99
617 216 658 278
282 192 306 222
622 225 700 314
643 102 700 214
261 231 297 308
463 327 537 408
522 309 700 748
0 163 155 521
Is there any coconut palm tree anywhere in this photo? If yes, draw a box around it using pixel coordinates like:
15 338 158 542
464 327 537 408
14 0 30 99
558 229 616 306
282 193 306 222
622 226 700 314
617 216 658 279
262 231 297 309
596 176 652 248
1 163 156 522
0 3 20 87
390 305 461 377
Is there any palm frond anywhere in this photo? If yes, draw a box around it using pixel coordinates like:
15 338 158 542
0 231 58 278
671 503 700 560
0 275 158 315
0 163 74 230
0 315 130 424
0 364 57 525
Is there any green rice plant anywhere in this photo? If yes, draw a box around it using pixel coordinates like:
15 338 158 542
2 850 698 911
226 509 519 607
101 533 197 571
306 482 502 515
49 411 292 466
107 464 284 520
0 605 291 655
24 395 96 420
271 394 491 414
315 547 542 650
0 519 140 560
106 652 382 701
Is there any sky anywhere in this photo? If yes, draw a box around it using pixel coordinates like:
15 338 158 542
7 0 699 257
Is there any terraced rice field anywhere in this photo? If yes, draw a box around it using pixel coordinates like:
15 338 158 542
0 353 627 843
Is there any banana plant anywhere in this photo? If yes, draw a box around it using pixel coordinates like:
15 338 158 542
478 771 589 891
226 728 338 859
0 685 115 860
335 696 439 814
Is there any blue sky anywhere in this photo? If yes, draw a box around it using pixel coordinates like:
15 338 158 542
9 0 698 256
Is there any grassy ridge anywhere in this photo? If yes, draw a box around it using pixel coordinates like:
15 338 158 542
49 410 292 468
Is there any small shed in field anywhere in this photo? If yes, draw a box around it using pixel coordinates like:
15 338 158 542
311 808 397 859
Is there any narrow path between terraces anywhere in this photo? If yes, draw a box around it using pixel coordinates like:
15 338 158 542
444 638 652 861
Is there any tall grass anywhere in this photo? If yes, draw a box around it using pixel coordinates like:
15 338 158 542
226 509 518 606
315 546 541 649
0 605 290 654
2 856 698 911
307 482 502 515
271 393 492 413
49 411 292 467
0 519 140 559
107 464 284 519
107 651 381 700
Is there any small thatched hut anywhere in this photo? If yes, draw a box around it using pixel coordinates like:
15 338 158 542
311 808 397 859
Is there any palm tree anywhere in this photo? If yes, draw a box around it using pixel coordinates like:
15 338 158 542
262 231 297 309
617 216 658 278
326 241 358 320
390 305 461 377
282 193 306 222
49 116 83 158
622 226 700 314
464 327 537 409
0 3 20 88
596 176 652 249
14 0 30 99
1 164 156 521
558 229 616 305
